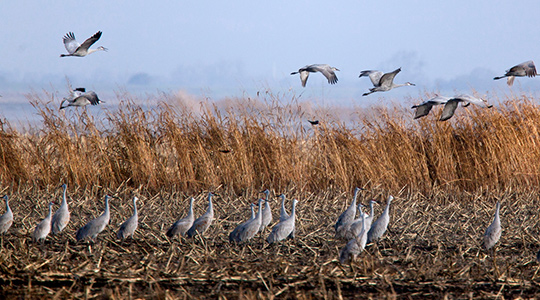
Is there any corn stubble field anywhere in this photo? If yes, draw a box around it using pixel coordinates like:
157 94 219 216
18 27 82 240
1 91 540 299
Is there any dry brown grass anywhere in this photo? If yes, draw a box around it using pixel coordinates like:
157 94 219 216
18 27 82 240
1 91 540 298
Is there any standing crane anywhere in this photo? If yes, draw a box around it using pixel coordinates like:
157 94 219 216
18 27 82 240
60 31 107 57
166 197 195 239
51 183 70 234
229 199 264 243
32 202 54 242
0 195 13 235
494 61 537 86
339 212 368 265
439 94 492 121
291 64 339 87
267 199 298 244
260 189 273 232
367 195 393 243
335 187 362 237
75 195 110 242
483 201 501 250
117 196 138 239
360 68 415 96
186 193 215 238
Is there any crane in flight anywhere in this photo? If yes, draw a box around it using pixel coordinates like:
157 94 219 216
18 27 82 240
360 68 415 96
291 64 339 87
60 31 107 57
494 61 537 86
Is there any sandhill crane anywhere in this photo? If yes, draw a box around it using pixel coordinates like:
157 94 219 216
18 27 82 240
367 195 393 243
60 90 104 110
75 195 110 242
494 60 537 86
267 199 298 244
32 202 54 242
411 95 451 119
484 201 501 250
0 195 13 235
439 94 492 121
249 203 256 220
260 190 273 232
230 199 264 243
117 196 138 240
291 64 339 87
187 193 215 238
166 197 195 239
51 183 70 234
348 200 376 239
360 68 415 96
335 187 362 236
60 31 107 57
339 213 368 265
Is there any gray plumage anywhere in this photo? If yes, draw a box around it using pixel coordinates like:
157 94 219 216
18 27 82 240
335 187 361 236
186 193 214 238
229 199 263 243
494 60 537 86
51 183 70 234
347 203 371 239
166 197 195 238
439 94 492 121
75 195 110 242
267 199 298 244
483 201 501 250
291 64 339 87
60 89 104 109
249 202 256 220
117 196 138 239
411 95 451 119
340 213 368 265
367 195 393 243
60 31 107 57
360 68 415 96
260 189 273 232
32 202 54 242
0 195 13 234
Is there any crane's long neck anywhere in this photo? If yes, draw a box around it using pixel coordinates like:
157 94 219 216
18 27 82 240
188 198 194 218
250 204 255 219
257 200 263 221
207 193 213 214
280 195 286 214
133 198 138 216
103 196 110 218
494 202 500 224
62 186 68 207
4 197 10 213
291 200 297 218
47 203 53 218
351 188 359 209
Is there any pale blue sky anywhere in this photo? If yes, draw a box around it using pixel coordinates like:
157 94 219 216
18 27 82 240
0 1 539 105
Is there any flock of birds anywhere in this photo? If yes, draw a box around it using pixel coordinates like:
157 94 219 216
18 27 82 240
0 184 511 265
56 31 538 122
0 185 298 247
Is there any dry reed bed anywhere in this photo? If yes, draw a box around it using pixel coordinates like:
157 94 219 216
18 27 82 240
0 185 539 299
1 92 540 193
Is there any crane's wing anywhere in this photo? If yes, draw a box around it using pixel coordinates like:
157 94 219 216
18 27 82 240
84 92 101 105
524 61 537 77
311 65 338 84
63 32 80 54
439 99 460 121
379 68 401 89
359 70 384 87
79 31 102 51
299 70 310 87
412 102 434 119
